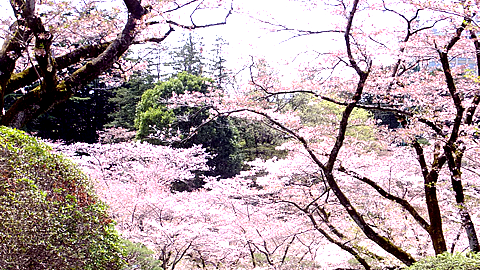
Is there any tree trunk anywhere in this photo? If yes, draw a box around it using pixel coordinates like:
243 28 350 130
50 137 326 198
446 145 480 252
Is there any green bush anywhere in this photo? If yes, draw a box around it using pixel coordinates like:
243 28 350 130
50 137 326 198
122 239 163 270
0 127 125 269
404 252 480 270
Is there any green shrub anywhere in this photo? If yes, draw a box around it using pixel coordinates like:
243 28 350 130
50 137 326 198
0 127 125 269
122 239 163 270
404 252 480 270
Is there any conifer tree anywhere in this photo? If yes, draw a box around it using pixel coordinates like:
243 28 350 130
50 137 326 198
108 73 155 130
165 33 206 77
24 79 115 143
135 72 242 180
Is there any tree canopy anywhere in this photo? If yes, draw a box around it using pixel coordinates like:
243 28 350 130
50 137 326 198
0 0 231 128
158 0 480 267
135 72 242 179
4 0 480 269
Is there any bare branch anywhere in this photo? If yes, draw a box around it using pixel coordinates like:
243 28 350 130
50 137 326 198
142 26 175 43
166 3 232 30
252 16 344 36
465 30 480 125
338 166 431 232
344 0 369 76
163 0 200 14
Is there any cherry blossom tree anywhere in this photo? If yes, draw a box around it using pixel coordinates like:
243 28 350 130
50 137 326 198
0 0 232 128
250 0 480 268
19 0 480 268
164 0 480 268
50 128 326 269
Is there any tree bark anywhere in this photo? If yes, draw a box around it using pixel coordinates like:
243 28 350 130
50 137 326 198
314 0 416 265
0 0 146 128
412 141 447 254
445 144 480 252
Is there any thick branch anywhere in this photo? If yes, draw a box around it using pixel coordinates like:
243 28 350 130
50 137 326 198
123 0 146 19
0 20 32 113
412 141 447 254
438 49 465 145
465 30 480 125
338 166 431 232
327 0 370 171
5 42 111 95
0 21 31 83
344 0 367 76
437 24 467 243
142 26 175 43
2 7 143 128
444 143 480 252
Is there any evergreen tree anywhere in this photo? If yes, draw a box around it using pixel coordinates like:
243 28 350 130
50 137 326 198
135 72 242 180
24 79 115 143
108 73 155 130
209 37 231 90
165 33 206 76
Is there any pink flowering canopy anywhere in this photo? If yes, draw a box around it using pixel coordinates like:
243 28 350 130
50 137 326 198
7 0 480 269
159 0 480 267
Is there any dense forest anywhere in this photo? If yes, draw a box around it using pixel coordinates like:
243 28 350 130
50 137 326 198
2 0 480 269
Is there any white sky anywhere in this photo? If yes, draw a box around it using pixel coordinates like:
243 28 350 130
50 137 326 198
1 0 336 82
175 0 345 83
0 0 407 83
150 0 410 83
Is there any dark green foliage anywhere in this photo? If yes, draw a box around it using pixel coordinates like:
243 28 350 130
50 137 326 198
108 73 155 130
135 72 242 179
404 252 480 270
0 127 125 270
24 80 115 143
188 115 243 178
135 72 211 141
232 117 288 162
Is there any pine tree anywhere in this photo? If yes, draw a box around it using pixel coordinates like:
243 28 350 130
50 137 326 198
165 33 206 76
108 73 155 130
24 79 115 143
209 37 230 90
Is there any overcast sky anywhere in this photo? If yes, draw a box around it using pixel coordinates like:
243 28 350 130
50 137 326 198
187 0 344 83
158 0 406 83
0 0 384 83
